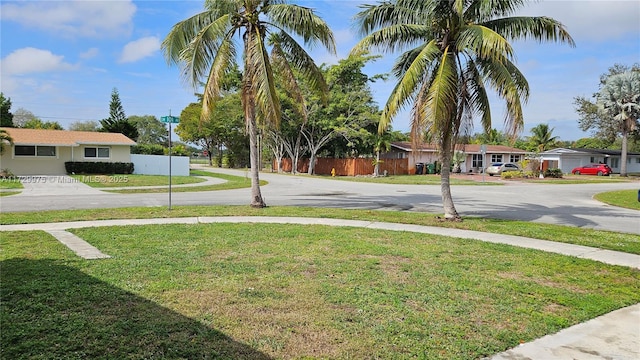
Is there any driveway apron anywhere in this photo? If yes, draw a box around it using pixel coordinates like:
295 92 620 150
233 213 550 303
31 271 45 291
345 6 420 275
17 175 106 196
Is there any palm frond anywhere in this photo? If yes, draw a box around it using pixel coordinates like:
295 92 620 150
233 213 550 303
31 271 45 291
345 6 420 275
484 16 575 47
247 27 281 127
269 34 308 123
267 31 328 101
380 40 441 130
265 3 336 54
201 38 237 119
351 24 431 55
457 24 514 63
425 49 459 138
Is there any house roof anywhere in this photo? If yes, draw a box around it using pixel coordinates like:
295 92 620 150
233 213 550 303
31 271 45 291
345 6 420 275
542 147 640 156
390 142 528 154
1 127 136 147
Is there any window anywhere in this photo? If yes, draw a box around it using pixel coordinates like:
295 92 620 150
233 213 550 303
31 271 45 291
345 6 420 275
84 147 110 158
491 154 503 163
510 155 521 163
590 156 596 163
14 145 56 157
472 154 484 168
610 158 619 168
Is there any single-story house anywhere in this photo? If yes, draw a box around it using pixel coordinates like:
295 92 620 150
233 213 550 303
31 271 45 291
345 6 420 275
383 142 529 173
0 127 136 175
540 148 640 174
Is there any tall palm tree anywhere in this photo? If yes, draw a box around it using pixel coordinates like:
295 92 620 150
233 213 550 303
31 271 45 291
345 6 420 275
529 123 558 152
162 0 335 207
597 71 640 177
352 0 574 220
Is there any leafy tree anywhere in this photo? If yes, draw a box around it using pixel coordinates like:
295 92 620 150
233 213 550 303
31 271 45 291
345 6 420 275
471 128 508 146
163 0 335 208
573 137 611 149
128 115 168 145
0 93 14 127
0 129 13 155
12 108 39 128
575 64 640 143
352 0 573 220
22 118 64 130
100 88 138 141
528 124 559 152
176 94 246 167
68 120 100 132
596 71 640 176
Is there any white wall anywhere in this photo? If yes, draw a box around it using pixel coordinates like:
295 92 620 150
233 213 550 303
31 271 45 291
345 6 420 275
131 154 190 176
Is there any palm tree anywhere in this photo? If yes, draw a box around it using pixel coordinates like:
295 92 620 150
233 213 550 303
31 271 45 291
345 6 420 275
597 71 640 177
162 0 335 207
0 128 13 155
352 0 574 220
529 124 558 152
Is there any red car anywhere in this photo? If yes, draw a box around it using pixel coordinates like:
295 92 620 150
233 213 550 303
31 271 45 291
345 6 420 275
571 164 613 176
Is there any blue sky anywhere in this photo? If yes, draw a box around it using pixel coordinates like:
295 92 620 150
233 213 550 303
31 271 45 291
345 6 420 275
1 0 639 142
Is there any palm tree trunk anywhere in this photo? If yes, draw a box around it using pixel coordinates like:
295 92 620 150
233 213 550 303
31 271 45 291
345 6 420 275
374 150 381 176
243 30 266 208
247 113 266 207
620 123 628 177
440 135 460 220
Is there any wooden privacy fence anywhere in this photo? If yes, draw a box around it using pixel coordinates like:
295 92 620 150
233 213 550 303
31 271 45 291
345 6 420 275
274 158 410 176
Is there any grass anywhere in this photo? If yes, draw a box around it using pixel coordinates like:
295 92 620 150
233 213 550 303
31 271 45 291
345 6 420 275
0 178 23 197
104 170 265 194
1 206 639 255
2 224 638 359
594 189 640 210
70 173 206 187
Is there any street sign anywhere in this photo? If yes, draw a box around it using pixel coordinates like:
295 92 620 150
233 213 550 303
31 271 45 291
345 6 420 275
161 115 180 123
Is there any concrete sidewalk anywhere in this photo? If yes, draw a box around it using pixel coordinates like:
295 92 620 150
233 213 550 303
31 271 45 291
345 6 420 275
2 216 639 359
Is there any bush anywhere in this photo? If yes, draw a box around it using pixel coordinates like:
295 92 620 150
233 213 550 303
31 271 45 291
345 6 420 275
501 170 523 179
65 162 134 175
544 168 563 178
131 144 165 155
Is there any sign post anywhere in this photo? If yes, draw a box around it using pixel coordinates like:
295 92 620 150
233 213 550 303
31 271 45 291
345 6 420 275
160 113 180 210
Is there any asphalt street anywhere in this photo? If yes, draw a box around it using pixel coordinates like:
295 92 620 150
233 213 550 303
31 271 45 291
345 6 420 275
1 167 639 234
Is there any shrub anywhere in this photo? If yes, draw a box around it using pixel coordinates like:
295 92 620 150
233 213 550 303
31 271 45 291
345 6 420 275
65 162 134 174
544 168 563 178
131 144 165 155
501 170 523 179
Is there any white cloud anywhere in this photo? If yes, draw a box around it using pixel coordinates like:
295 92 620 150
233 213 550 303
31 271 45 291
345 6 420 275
518 0 640 42
118 37 161 63
0 0 136 38
1 47 75 75
80 48 100 60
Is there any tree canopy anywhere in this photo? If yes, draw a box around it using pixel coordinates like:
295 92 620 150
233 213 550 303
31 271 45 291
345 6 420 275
0 93 14 127
100 88 138 141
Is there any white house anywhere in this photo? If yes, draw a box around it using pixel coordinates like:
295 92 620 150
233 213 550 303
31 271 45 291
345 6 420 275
540 148 640 174
0 127 136 175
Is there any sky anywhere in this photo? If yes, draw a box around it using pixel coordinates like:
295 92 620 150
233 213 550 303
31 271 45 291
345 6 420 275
1 0 639 142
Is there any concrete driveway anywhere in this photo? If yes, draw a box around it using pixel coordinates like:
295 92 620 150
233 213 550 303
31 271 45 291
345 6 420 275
1 168 639 234
16 175 107 197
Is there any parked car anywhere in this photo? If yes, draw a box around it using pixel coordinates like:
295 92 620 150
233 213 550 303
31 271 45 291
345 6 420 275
485 162 520 176
571 164 613 176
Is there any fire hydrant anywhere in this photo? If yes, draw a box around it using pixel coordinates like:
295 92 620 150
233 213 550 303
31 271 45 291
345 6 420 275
331 168 336 177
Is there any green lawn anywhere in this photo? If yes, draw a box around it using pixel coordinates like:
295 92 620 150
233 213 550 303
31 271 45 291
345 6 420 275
70 173 206 187
103 171 264 194
2 224 638 359
1 206 639 255
0 178 23 196
594 189 640 210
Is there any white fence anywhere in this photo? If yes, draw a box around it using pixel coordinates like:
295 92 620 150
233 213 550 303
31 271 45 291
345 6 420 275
131 154 190 176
